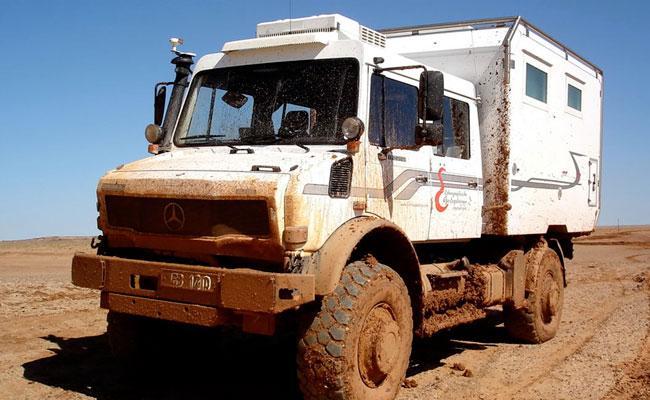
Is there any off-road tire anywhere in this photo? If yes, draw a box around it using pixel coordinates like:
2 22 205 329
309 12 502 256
504 248 564 343
297 260 413 400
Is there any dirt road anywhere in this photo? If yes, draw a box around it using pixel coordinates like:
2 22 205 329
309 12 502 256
0 228 648 399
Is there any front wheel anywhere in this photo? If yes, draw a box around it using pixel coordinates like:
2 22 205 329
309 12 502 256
297 260 413 400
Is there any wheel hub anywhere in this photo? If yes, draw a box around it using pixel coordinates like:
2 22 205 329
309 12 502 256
358 304 401 387
541 272 560 324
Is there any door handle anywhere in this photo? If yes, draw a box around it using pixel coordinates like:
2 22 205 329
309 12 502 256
592 174 596 191
415 175 428 183
467 181 478 188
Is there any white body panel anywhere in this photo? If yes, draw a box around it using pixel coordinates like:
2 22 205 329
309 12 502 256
383 18 603 235
359 54 484 241
429 93 483 240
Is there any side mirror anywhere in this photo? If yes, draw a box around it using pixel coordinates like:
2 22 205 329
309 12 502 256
154 85 167 125
419 70 444 121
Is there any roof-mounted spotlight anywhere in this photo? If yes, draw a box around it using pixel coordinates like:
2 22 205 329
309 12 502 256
169 37 196 57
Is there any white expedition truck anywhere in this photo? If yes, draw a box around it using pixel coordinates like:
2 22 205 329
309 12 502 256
72 14 603 400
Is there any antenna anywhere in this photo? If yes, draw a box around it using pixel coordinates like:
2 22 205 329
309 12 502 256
289 0 293 33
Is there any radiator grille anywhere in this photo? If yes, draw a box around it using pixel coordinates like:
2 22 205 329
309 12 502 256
105 196 270 237
329 158 353 198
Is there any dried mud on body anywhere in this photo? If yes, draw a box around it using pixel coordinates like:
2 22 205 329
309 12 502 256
1 228 649 400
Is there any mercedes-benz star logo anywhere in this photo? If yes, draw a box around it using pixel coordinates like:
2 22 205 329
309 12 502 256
163 202 185 232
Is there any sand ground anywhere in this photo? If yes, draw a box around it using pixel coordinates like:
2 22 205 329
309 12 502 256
0 227 648 399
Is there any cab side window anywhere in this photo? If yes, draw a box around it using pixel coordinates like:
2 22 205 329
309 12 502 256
369 73 470 158
441 97 470 159
369 74 418 148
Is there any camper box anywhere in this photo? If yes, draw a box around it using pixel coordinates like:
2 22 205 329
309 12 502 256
382 17 604 236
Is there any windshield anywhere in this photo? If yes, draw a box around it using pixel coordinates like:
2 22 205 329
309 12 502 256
174 58 359 147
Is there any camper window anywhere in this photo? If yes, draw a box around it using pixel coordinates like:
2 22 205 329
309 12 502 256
568 84 582 111
526 63 548 103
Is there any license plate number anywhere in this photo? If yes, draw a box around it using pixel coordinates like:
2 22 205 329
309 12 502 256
161 270 217 292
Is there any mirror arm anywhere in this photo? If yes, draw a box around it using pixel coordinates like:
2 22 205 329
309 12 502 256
378 143 424 160
373 64 431 127
373 64 428 74
155 81 174 94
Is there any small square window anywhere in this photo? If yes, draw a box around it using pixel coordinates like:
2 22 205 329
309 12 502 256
568 84 582 111
526 63 547 103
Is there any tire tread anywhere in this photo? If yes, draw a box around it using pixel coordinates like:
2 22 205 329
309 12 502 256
297 261 411 400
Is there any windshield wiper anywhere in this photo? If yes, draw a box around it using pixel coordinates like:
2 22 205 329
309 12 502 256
238 135 311 153
251 136 310 153
179 134 254 153
179 134 226 142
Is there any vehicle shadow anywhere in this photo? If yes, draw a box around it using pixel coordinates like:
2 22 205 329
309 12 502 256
23 329 301 400
407 309 518 376
23 311 517 398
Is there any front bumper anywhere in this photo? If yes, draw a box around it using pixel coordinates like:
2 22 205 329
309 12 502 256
71 253 315 334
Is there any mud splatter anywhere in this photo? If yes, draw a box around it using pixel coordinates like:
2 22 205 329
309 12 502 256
477 53 511 235
419 303 486 337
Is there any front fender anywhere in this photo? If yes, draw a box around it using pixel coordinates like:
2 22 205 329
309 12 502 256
306 215 421 296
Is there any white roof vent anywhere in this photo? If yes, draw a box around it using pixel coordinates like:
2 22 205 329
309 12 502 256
360 25 386 47
256 14 385 47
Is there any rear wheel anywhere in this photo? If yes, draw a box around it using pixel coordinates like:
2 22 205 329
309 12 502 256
504 247 564 343
297 260 413 400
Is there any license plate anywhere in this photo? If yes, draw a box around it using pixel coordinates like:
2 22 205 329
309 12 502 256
160 270 219 292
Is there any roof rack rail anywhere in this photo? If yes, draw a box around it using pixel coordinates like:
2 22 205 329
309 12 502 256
379 16 602 76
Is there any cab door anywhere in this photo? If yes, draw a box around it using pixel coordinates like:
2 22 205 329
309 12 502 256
365 72 432 241
428 95 483 240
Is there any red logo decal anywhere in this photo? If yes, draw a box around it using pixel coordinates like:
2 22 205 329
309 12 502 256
435 167 448 212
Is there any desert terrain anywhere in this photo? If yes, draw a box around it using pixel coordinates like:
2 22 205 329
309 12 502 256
0 227 648 399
